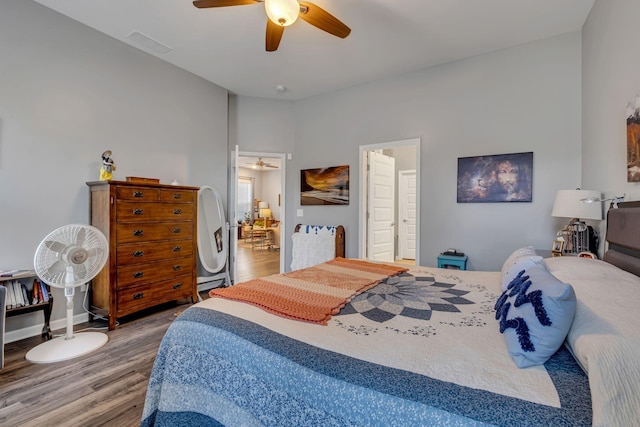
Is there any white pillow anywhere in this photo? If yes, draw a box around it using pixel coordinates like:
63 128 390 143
544 256 640 426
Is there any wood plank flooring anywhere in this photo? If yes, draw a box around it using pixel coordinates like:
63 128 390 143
235 238 281 283
0 242 279 427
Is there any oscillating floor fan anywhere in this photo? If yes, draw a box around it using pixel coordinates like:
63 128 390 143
26 224 109 363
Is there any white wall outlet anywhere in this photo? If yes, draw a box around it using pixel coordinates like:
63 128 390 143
297 209 303 217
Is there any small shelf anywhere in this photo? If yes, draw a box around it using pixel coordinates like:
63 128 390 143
1 271 53 340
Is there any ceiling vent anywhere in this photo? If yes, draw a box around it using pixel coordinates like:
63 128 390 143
126 30 173 54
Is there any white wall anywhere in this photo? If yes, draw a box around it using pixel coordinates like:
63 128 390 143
286 33 583 271
582 0 640 210
0 0 228 336
261 170 282 221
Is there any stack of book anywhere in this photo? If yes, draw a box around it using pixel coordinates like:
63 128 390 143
3 278 49 309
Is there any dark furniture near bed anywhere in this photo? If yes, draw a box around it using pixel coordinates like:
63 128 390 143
87 180 199 330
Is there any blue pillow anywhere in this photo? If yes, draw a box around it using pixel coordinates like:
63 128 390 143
500 255 543 291
495 262 576 368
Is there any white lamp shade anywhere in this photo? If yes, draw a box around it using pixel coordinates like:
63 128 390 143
265 0 300 26
551 189 602 220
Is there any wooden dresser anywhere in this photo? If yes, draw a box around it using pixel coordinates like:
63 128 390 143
87 180 199 330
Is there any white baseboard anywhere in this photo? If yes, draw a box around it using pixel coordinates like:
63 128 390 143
5 312 90 344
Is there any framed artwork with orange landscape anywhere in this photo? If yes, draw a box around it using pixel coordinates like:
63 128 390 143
300 165 349 205
627 93 640 182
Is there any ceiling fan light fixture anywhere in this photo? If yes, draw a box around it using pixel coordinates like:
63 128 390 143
265 0 300 27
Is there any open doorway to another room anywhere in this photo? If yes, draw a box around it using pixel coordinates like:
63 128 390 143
359 139 420 266
234 154 284 283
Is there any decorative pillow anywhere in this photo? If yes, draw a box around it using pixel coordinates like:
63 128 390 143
500 255 543 291
495 261 576 368
501 246 538 275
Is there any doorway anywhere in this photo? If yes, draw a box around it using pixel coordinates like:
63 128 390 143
231 151 285 284
359 139 420 265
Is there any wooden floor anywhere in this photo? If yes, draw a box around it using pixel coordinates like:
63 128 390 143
0 241 279 427
235 237 280 283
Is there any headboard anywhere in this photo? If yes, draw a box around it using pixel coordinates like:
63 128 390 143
291 224 346 270
604 201 640 276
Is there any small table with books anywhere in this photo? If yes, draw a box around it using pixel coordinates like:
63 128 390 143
1 270 53 340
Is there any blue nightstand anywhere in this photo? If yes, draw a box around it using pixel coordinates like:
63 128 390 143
437 254 468 270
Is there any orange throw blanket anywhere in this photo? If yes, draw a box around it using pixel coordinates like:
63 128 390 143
209 257 408 325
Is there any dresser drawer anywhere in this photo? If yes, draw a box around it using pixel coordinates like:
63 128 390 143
159 188 196 203
116 201 194 222
116 239 193 266
116 186 160 201
116 222 193 244
116 274 193 317
116 257 193 288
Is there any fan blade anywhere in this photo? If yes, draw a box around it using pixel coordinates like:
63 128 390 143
45 240 66 253
265 164 278 168
86 247 104 261
299 2 351 39
193 0 258 8
266 19 285 52
75 227 86 246
72 263 87 281
47 260 66 277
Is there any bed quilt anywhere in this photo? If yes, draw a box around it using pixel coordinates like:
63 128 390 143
141 266 591 426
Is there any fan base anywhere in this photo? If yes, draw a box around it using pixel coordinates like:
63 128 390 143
26 332 108 364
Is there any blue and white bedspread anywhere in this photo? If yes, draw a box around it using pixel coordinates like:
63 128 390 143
141 266 591 426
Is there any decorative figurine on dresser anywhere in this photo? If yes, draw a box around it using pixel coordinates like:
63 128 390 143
86 178 199 330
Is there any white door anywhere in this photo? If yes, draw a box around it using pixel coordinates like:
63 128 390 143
367 151 395 262
229 147 239 284
398 170 416 260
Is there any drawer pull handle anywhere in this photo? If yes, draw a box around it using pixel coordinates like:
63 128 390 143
173 265 182 271
173 246 182 252
133 209 144 215
173 193 182 199
173 283 182 290
133 229 144 236
134 191 144 198
133 272 144 278
172 227 182 234
173 209 182 215
133 251 144 257
133 292 144 300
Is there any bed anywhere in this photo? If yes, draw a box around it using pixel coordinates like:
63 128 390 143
141 210 640 426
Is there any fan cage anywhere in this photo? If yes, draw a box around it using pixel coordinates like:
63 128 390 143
34 224 108 288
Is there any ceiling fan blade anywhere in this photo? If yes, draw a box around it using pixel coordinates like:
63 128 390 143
193 0 258 8
266 19 285 52
265 164 278 168
299 1 351 39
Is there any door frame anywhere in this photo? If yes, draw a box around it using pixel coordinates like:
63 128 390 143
230 149 286 282
359 138 421 262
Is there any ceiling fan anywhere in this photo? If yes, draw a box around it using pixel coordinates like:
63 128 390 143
193 0 351 52
247 157 279 169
